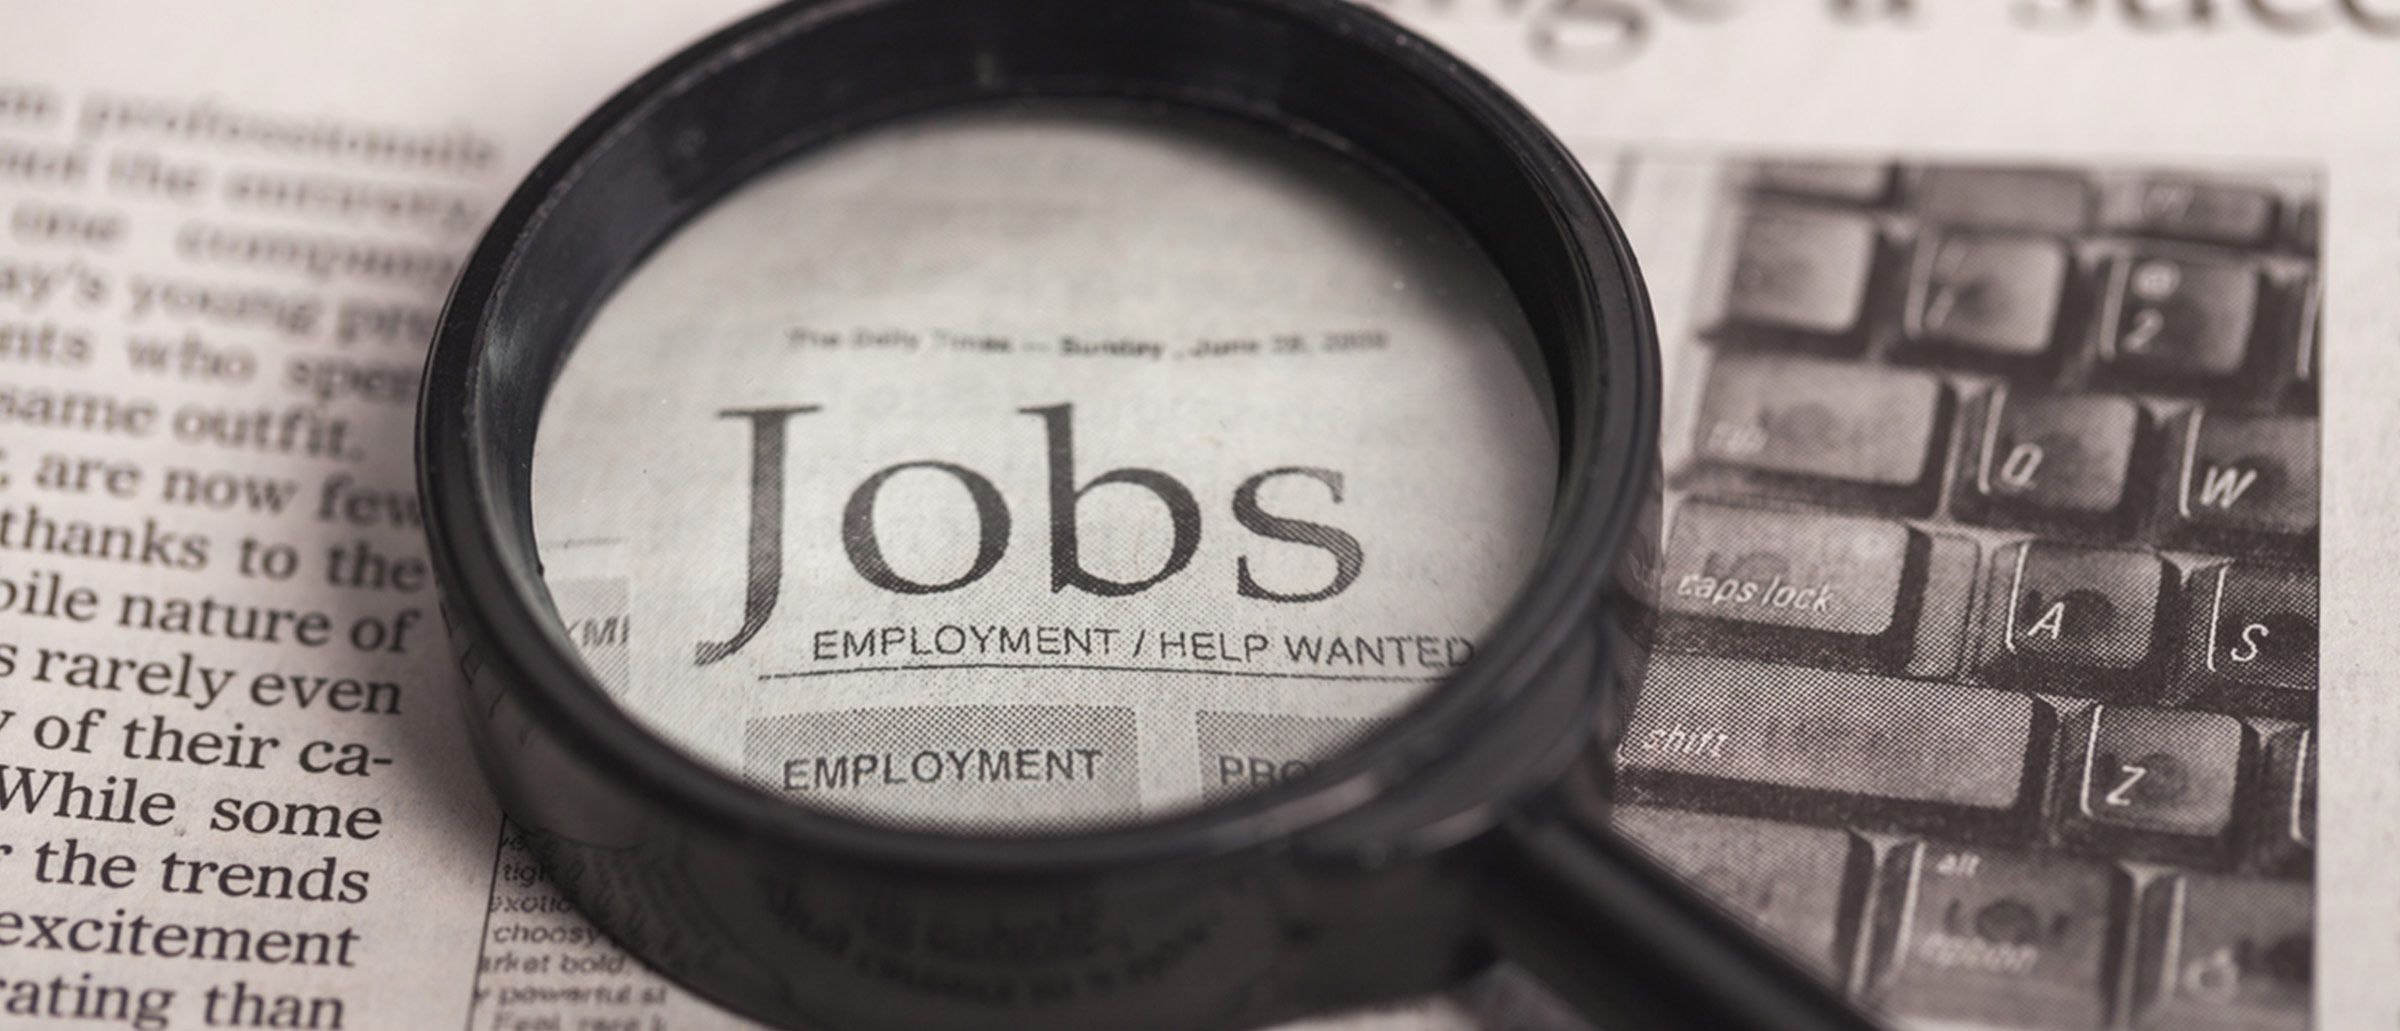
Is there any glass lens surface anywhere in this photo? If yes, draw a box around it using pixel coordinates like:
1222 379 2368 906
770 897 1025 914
529 103 1556 833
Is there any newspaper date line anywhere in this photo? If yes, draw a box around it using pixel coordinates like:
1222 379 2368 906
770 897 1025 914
784 323 1389 360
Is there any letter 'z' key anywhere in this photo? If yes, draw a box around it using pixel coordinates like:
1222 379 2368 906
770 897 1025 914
2056 704 2245 862
1983 541 2170 692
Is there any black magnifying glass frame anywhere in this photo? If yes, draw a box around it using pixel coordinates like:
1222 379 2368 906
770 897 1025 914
417 0 1880 1028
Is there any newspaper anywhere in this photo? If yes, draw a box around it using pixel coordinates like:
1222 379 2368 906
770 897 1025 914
0 1 2392 1029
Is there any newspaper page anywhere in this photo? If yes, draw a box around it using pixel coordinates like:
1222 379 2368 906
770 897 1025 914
1 1 2395 1029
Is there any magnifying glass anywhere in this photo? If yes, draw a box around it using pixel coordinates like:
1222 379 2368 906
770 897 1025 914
418 0 1881 1027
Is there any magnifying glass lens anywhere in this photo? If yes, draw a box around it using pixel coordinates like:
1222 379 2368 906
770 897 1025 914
528 102 1558 834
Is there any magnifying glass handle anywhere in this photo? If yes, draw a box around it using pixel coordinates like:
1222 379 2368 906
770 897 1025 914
1484 808 1888 1031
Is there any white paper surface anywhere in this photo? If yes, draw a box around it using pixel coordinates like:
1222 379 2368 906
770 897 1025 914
0 1 2389 1028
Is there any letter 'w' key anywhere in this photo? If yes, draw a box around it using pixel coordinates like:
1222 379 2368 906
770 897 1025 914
2174 410 2316 546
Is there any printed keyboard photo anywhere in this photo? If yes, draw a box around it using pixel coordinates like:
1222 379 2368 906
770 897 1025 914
1608 161 2319 1030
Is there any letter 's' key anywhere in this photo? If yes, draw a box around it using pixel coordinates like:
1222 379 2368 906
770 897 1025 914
2184 563 2317 708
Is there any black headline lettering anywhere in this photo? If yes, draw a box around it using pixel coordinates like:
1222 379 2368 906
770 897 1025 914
697 403 1363 666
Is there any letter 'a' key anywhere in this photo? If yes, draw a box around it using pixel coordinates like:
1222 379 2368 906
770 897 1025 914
1984 542 2170 690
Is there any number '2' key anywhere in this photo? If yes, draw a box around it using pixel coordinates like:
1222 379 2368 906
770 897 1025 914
2100 252 2260 382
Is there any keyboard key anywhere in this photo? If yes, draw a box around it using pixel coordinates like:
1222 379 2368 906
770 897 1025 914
2172 412 2318 542
2285 197 2321 255
1904 230 2071 357
2132 876 2310 1030
1619 655 2034 812
2099 252 2261 380
2099 177 2279 247
1753 160 1891 203
1986 541 2170 677
1913 168 2092 234
2254 727 2314 869
2293 277 2319 391
1865 844 2117 1028
2186 564 2318 694
1611 806 1859 978
2060 704 2244 843
1720 205 1880 336
1972 390 2142 516
1659 500 1916 638
1694 355 1945 488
